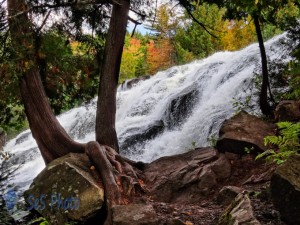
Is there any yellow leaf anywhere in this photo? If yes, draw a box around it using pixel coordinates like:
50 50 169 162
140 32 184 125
24 61 29 69
185 221 193 225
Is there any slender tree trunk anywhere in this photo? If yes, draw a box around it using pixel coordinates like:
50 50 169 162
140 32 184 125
96 0 130 152
253 15 273 117
7 0 85 164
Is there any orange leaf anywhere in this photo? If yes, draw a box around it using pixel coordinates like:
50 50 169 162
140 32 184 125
185 221 193 225
138 179 145 185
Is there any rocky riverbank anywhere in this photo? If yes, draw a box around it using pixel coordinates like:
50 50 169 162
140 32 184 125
2 100 300 225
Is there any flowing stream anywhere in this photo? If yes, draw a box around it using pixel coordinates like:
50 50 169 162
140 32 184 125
2 34 291 218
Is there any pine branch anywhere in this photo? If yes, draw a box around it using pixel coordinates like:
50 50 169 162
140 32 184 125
7 0 112 19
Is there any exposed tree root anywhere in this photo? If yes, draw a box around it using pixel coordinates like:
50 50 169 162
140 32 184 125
85 141 146 225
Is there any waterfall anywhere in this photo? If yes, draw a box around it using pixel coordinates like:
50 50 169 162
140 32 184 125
3 33 291 197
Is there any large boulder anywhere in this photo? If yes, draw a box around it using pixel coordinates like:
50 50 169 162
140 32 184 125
216 111 276 155
270 154 300 225
24 153 105 225
217 193 261 225
274 100 300 122
144 148 231 203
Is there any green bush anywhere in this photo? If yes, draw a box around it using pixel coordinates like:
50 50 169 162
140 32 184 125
256 121 300 164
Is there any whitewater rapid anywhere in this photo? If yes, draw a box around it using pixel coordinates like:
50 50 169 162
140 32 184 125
3 33 291 196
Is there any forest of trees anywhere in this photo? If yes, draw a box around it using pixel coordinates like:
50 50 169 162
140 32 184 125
1 1 299 134
0 0 300 224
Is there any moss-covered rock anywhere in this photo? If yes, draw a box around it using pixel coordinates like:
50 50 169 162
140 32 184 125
24 153 105 225
217 193 260 225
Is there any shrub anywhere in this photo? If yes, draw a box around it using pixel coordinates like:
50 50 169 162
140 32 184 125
256 121 300 164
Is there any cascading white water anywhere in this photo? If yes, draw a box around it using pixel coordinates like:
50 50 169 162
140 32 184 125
3 33 291 197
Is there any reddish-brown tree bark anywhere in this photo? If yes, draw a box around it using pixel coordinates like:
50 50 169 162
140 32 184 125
7 0 85 164
7 1 143 224
96 0 130 152
86 142 144 224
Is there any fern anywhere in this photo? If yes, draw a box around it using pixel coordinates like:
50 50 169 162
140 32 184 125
257 121 300 164
264 135 287 146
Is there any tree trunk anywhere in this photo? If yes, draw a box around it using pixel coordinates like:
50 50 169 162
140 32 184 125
96 0 130 152
253 15 273 117
7 0 85 164
8 1 145 224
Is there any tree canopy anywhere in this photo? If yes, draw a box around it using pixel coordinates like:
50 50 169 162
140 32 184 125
1 0 300 224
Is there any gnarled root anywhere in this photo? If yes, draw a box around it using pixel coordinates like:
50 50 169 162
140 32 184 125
85 141 146 225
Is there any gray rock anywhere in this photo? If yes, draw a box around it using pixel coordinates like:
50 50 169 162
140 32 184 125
216 111 276 155
216 186 243 206
112 204 160 225
217 193 261 225
271 154 300 225
274 100 300 122
24 153 105 225
120 75 151 90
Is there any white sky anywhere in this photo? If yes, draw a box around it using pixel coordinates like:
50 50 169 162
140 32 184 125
128 0 180 35
3 0 177 35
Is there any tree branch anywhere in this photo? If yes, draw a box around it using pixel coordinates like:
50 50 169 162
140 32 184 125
0 161 24 183
7 0 112 19
128 16 142 37
181 3 217 38
36 10 51 33
128 16 142 25
129 8 146 20
151 0 158 28
169 2 180 14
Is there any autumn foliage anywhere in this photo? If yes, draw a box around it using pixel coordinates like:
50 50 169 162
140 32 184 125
146 39 175 74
